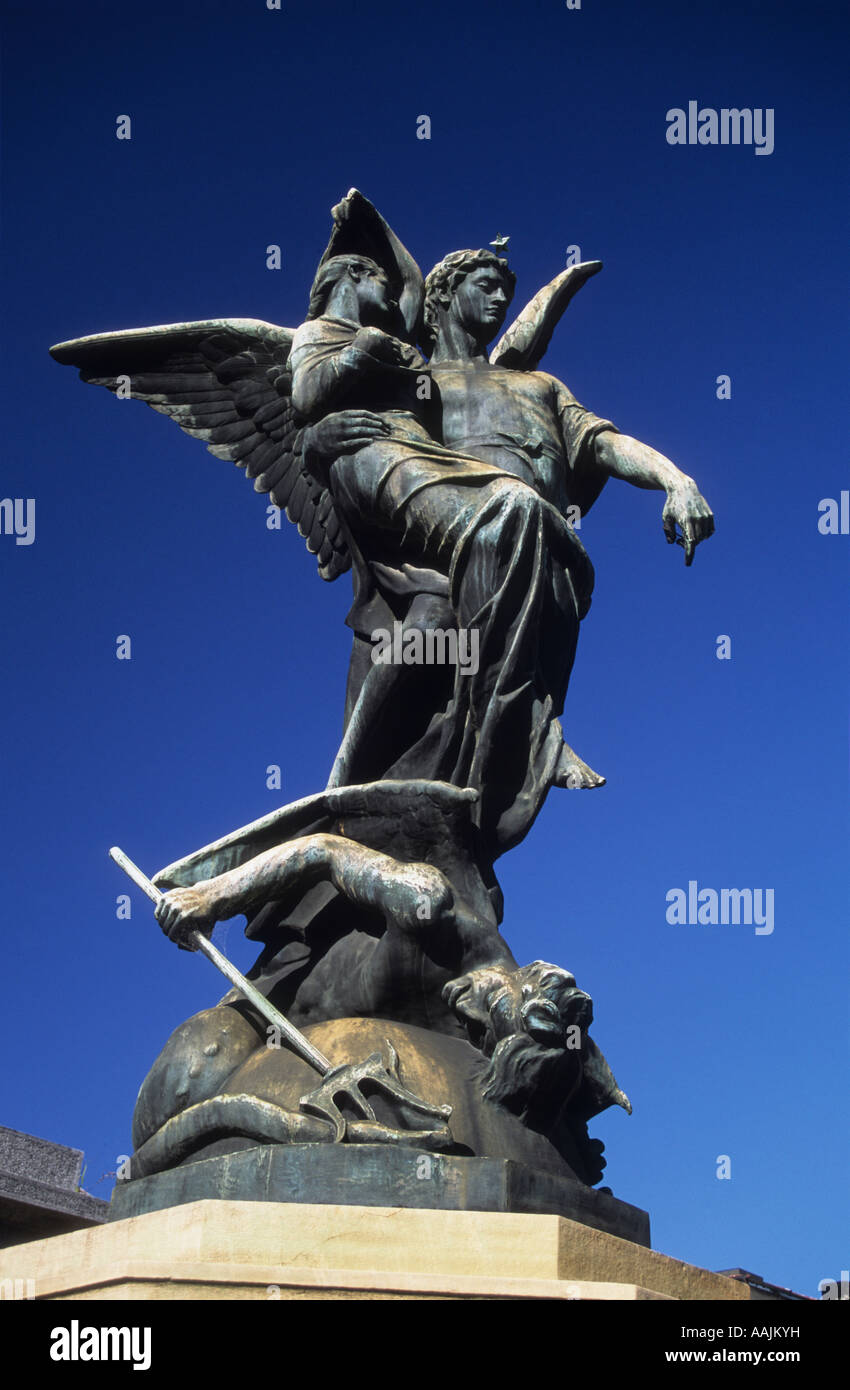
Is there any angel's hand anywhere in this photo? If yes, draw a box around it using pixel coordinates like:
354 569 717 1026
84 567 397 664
661 480 715 566
154 885 219 952
304 411 391 461
352 326 407 364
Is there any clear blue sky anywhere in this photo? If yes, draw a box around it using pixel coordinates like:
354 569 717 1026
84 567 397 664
1 0 847 1297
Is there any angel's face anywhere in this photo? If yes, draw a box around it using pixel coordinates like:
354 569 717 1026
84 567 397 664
354 265 394 324
451 267 511 344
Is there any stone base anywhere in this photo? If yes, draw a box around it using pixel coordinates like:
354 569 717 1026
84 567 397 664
109 1145 649 1246
0 1200 751 1301
0 1126 109 1248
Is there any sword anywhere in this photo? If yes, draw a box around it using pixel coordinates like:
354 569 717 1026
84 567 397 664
109 845 331 1076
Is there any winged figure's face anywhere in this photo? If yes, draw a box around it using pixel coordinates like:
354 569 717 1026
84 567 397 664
451 267 511 344
355 266 395 325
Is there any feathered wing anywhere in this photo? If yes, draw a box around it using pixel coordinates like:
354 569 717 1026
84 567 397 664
489 261 603 371
49 318 350 581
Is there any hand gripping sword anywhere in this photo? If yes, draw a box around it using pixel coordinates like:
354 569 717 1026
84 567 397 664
109 845 331 1074
109 846 452 1142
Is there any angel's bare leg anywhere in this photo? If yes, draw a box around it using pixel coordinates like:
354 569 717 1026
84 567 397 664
156 833 455 948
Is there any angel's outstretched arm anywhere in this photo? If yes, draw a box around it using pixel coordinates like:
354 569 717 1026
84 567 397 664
552 379 714 564
593 432 715 565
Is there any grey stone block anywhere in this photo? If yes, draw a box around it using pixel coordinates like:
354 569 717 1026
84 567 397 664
0 1126 83 1189
0 1126 109 1248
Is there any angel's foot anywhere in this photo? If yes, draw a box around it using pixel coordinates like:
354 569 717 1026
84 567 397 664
553 740 606 790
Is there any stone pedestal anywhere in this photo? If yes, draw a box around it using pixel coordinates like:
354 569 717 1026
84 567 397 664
0 1199 751 1301
110 1145 649 1245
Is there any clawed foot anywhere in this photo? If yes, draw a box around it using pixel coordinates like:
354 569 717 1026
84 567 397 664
553 740 606 790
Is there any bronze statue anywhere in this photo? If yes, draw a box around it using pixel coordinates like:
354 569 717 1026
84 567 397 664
51 189 713 1223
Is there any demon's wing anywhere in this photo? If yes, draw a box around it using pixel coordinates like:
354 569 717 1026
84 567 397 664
489 261 603 371
49 318 350 581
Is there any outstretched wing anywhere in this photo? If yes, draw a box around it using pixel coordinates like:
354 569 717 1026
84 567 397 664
49 319 350 581
489 261 603 371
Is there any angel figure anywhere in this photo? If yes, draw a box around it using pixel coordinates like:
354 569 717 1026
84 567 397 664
50 189 714 870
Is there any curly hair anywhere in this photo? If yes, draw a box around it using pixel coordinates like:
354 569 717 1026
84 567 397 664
422 249 516 351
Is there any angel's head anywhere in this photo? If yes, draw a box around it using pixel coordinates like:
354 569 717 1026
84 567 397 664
423 250 516 352
307 254 394 325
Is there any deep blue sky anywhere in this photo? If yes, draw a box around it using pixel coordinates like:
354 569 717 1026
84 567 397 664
1 0 847 1297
